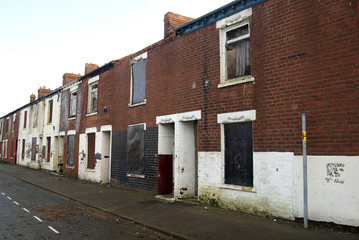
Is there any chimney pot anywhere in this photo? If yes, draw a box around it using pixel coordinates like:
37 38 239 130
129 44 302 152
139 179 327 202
164 12 194 38
30 93 36 103
85 63 99 74
63 73 81 86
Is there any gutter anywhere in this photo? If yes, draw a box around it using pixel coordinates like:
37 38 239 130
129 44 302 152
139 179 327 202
175 0 266 36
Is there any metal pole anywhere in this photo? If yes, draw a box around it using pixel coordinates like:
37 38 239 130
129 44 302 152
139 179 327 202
302 113 308 229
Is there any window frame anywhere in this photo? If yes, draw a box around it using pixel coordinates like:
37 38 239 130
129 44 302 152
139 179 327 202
67 133 75 167
23 111 27 129
129 52 147 107
11 114 16 132
69 90 77 118
87 76 99 115
217 110 256 192
217 8 254 88
126 123 146 178
48 100 53 124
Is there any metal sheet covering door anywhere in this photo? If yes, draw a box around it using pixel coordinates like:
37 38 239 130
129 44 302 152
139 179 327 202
87 133 95 169
158 154 173 195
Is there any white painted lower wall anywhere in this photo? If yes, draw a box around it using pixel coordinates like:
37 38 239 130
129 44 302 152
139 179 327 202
293 155 359 227
78 127 111 183
198 152 294 220
198 152 359 226
78 132 102 183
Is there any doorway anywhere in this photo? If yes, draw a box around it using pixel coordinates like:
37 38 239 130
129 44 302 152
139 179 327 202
157 123 174 195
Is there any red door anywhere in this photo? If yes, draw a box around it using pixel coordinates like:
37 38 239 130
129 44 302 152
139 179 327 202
87 133 95 169
157 154 173 195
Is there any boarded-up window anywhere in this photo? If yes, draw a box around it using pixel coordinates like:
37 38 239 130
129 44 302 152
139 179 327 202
87 133 96 169
127 124 145 175
224 122 253 187
23 111 27 129
48 100 53 123
225 23 251 80
22 139 25 159
70 91 77 116
88 83 98 113
46 137 51 162
131 59 146 104
67 135 75 167
31 137 37 161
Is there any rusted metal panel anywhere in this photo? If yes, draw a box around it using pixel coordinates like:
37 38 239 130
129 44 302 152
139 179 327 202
127 124 144 174
224 122 253 187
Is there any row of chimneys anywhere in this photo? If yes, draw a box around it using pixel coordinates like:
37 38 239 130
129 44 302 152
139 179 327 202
30 63 99 103
29 12 193 103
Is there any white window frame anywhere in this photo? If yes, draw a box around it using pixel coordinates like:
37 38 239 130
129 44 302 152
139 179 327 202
129 52 147 107
217 8 254 88
87 76 99 115
69 90 77 118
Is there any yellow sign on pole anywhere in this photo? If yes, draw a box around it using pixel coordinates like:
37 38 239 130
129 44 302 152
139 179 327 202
302 131 307 142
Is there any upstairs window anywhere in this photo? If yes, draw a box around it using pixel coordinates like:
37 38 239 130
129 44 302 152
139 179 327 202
0 121 2 135
48 100 53 124
12 114 16 132
217 8 253 88
69 91 77 117
225 23 251 79
23 111 27 129
130 52 147 106
88 76 99 114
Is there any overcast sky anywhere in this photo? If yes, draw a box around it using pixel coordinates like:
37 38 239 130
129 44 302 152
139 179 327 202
0 0 233 117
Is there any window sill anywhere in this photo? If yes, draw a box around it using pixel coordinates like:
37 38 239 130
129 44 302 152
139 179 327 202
86 112 97 117
218 76 254 88
126 173 145 179
68 117 76 121
66 165 75 169
128 100 146 108
220 184 256 193
85 168 95 172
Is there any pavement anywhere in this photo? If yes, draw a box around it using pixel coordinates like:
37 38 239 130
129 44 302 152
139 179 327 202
0 162 357 240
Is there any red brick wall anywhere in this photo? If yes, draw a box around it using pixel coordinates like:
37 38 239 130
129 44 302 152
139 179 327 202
107 0 359 156
251 0 359 155
2 112 20 164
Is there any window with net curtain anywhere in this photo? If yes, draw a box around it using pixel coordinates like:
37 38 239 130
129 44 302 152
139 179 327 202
88 83 98 113
225 23 251 80
69 91 77 117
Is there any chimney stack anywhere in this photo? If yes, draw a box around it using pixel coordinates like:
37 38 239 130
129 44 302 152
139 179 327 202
164 12 194 38
85 63 98 74
63 73 81 86
30 93 36 103
38 86 52 99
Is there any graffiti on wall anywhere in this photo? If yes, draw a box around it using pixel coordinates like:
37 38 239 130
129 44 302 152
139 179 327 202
325 163 344 184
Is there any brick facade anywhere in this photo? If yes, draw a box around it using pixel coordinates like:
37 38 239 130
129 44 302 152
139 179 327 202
111 127 158 192
1 0 358 226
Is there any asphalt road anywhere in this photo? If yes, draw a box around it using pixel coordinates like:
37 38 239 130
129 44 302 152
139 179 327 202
0 173 171 240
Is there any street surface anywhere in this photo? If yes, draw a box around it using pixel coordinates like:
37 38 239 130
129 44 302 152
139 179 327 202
0 173 170 240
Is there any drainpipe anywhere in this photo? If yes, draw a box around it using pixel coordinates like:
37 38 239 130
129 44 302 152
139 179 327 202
302 113 308 229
